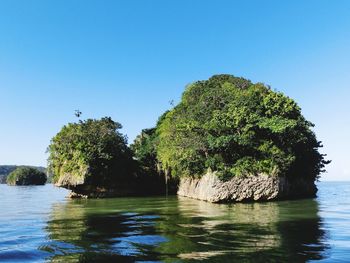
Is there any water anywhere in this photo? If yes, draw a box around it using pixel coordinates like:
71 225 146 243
0 182 349 262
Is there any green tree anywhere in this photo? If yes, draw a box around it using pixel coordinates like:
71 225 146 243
47 117 135 189
131 128 159 174
131 112 169 174
7 167 47 185
131 112 176 194
156 74 330 181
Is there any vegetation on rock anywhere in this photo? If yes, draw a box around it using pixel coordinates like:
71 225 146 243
47 117 135 189
135 74 329 182
47 74 329 198
0 165 46 184
131 112 168 177
6 167 47 185
131 128 159 175
131 113 178 195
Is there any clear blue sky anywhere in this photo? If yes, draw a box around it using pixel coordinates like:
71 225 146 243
0 0 349 181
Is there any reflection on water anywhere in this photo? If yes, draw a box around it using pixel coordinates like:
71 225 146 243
43 196 329 262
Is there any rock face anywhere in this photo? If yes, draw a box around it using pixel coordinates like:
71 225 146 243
177 172 317 203
55 173 177 198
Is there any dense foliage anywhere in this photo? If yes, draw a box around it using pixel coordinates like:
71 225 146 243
48 75 329 191
130 113 178 194
47 117 134 187
131 112 168 176
7 167 47 185
153 74 329 181
0 165 46 184
131 128 159 175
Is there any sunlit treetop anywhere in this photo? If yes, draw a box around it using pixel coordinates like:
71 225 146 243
155 74 329 180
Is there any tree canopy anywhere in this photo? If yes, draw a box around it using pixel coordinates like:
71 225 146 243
130 112 169 176
131 128 159 175
47 117 134 188
152 74 329 181
7 167 47 185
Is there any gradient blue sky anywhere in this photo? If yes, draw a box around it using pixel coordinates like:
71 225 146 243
0 0 349 181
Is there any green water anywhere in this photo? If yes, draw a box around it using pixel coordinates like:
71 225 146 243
1 182 350 262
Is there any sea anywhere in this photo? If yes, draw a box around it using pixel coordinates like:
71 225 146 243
0 181 349 262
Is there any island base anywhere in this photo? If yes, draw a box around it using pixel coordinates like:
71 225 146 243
177 172 317 203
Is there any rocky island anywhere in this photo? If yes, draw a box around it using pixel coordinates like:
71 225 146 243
0 165 46 184
47 74 329 202
6 167 47 186
47 117 169 198
155 75 329 202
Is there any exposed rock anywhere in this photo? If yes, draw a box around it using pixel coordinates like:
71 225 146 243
56 173 178 199
177 172 317 203
55 172 86 188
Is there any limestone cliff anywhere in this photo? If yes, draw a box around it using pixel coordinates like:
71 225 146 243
177 172 317 203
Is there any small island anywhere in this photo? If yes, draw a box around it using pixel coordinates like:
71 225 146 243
0 165 46 184
6 167 47 186
47 74 330 202
47 117 168 198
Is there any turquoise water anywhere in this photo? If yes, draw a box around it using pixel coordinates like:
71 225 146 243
0 182 349 262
